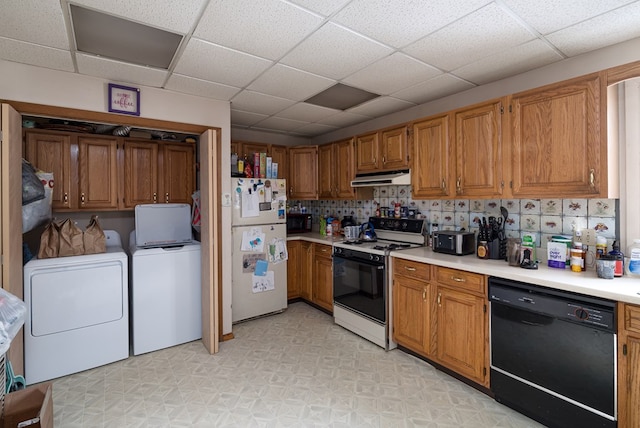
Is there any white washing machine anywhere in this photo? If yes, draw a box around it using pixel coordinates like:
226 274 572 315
23 230 129 385
129 231 202 355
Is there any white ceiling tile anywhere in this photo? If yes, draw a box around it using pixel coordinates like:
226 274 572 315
292 123 340 136
231 109 269 126
342 53 441 95
452 40 564 85
73 0 207 33
333 0 492 48
165 74 240 100
174 39 273 88
247 64 335 101
276 102 338 122
318 111 373 128
195 0 322 60
546 2 640 57
288 0 352 17
348 96 416 117
403 3 536 72
253 116 309 132
0 38 74 72
280 22 392 80
0 0 68 49
230 91 296 115
76 53 168 86
392 74 475 105
501 0 636 35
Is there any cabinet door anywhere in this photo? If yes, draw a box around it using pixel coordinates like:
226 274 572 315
436 286 487 386
123 140 159 207
25 131 73 210
160 143 195 204
313 245 333 312
355 132 379 172
334 139 357 199
286 241 301 300
77 136 119 210
318 144 335 199
269 144 288 181
381 125 408 170
411 116 452 198
511 75 602 197
289 146 318 200
393 275 431 356
299 241 313 300
454 100 503 197
239 142 268 160
618 303 640 428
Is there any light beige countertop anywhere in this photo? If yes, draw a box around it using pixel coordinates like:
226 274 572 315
287 234 640 305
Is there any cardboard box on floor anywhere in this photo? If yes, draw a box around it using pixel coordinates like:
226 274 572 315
2 382 53 428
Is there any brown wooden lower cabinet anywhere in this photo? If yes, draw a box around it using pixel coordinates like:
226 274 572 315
618 302 640 427
286 240 332 313
392 259 489 387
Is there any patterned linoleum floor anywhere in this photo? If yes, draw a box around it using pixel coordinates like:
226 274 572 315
51 302 543 427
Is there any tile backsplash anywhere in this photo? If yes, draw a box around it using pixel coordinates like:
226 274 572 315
289 185 618 249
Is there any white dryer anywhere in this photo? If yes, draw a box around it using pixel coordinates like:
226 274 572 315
23 230 129 385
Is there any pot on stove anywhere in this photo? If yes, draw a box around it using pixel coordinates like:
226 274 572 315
360 222 377 241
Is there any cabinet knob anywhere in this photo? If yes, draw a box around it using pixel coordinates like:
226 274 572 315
81 193 85 205
405 266 416 272
441 179 446 191
165 192 169 203
422 288 426 301
456 177 462 194
63 192 68 203
451 276 465 282
437 292 441 306
589 168 595 188
153 192 157 203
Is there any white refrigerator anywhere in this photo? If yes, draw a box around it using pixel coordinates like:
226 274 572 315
231 178 288 323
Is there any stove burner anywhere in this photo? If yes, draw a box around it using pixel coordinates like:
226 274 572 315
373 243 412 251
345 239 376 245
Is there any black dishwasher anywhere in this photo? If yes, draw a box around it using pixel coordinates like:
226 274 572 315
489 277 616 428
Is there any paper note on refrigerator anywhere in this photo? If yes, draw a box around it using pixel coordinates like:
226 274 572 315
268 238 288 263
241 189 260 217
241 228 265 252
252 271 275 293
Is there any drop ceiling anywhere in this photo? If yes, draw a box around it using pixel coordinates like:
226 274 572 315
2 0 640 137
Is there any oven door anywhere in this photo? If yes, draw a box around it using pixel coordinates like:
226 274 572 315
332 253 386 324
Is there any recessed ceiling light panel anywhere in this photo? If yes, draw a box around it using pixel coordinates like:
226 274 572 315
304 83 380 110
71 4 182 69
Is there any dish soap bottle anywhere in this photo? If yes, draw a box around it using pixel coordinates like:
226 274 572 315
627 239 640 277
609 241 624 277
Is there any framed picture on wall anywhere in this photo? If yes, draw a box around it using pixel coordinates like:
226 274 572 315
108 83 140 116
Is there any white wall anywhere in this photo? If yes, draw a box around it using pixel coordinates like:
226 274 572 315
0 60 235 336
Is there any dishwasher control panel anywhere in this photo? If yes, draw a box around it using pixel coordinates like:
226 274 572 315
489 278 615 331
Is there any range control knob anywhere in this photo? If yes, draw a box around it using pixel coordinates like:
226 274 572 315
335 247 343 255
369 254 380 262
575 308 589 320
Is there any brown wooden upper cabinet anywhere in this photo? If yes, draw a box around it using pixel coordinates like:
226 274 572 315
318 139 357 200
289 146 318 200
356 125 409 173
25 129 119 210
411 115 452 198
123 140 195 207
453 99 504 198
510 73 604 198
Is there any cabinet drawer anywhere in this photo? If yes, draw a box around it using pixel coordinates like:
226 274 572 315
393 258 430 281
624 304 640 334
435 267 485 295
314 243 332 258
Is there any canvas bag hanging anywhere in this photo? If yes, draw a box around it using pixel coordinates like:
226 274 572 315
58 218 84 257
83 215 106 254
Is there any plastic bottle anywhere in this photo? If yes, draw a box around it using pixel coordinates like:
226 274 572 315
626 239 640 277
596 236 607 259
609 241 624 277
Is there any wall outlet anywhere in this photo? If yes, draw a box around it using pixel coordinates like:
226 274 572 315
574 228 597 247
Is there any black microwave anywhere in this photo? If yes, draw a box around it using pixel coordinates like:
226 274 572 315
287 213 312 233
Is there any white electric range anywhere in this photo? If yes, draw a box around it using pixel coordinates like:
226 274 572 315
332 217 426 350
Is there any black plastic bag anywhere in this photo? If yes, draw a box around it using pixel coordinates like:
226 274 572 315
22 159 45 206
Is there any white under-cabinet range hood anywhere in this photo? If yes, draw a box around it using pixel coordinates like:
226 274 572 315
350 169 411 187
